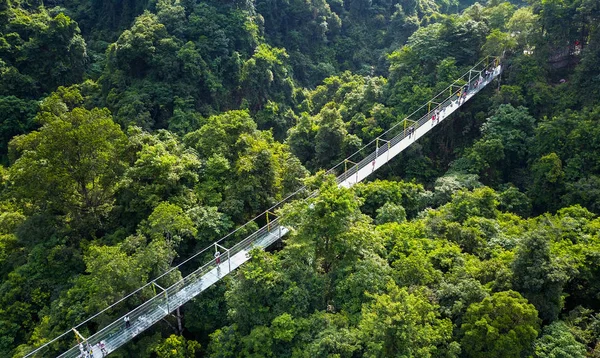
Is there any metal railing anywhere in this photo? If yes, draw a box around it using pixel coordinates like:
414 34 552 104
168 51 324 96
333 57 501 186
23 55 502 358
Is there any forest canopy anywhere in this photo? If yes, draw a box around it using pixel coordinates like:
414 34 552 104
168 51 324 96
1 0 600 356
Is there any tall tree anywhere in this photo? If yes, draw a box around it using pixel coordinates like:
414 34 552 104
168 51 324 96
512 230 568 322
460 290 541 358
8 88 127 233
358 283 455 357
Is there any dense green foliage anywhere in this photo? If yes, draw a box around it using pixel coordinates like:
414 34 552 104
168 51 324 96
1 0 600 356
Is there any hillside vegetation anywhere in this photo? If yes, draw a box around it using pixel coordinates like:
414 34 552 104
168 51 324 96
0 0 599 356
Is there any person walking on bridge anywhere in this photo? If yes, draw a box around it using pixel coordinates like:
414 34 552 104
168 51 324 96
460 86 468 104
215 250 222 276
99 341 108 357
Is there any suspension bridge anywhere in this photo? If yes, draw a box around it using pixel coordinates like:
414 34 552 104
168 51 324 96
25 56 502 358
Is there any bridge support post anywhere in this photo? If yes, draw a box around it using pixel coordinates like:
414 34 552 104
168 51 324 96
72 328 91 356
377 138 390 161
387 141 390 161
153 282 168 314
265 210 277 232
450 84 460 103
344 159 358 184
468 70 473 91
215 243 231 274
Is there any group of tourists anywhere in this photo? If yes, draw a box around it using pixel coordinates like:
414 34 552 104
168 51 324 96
78 340 108 358
431 107 441 126
484 66 495 81
406 65 498 141
472 74 484 89
407 125 415 138
461 66 496 105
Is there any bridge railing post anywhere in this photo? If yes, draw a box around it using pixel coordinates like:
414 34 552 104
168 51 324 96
153 282 168 314
468 70 472 91
343 159 358 184
215 243 231 274
265 210 278 232
376 138 390 161
72 328 91 357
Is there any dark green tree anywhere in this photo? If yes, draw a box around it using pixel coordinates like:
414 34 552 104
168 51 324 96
512 230 569 322
8 88 127 232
